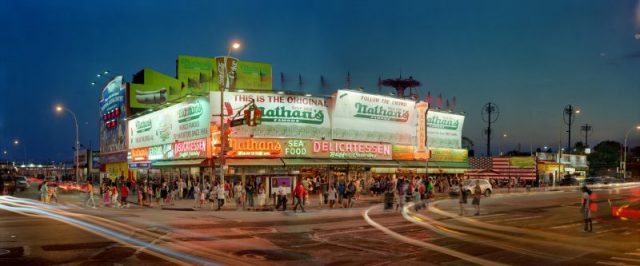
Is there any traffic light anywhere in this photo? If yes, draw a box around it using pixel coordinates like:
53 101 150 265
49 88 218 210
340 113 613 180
253 108 262 125
244 109 252 126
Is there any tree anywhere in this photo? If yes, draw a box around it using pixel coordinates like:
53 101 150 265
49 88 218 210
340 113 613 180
587 141 622 176
574 141 587 155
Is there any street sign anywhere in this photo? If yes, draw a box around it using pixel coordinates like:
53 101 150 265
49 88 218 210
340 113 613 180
229 118 244 127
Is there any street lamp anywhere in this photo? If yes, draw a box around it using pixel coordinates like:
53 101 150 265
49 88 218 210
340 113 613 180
56 105 80 182
12 139 27 164
500 133 508 156
218 41 241 186
623 125 640 181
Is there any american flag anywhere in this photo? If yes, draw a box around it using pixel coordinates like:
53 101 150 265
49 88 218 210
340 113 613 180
466 157 536 180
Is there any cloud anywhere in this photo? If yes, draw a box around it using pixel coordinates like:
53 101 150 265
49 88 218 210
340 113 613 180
620 50 640 60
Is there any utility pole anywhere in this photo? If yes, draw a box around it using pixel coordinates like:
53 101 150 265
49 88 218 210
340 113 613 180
482 102 499 156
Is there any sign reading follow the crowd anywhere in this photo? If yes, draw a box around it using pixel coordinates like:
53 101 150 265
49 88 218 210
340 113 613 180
128 96 210 149
331 90 417 145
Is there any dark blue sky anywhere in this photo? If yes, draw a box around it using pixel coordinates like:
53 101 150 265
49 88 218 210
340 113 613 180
1 0 640 162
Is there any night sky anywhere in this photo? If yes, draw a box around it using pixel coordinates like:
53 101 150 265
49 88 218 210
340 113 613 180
1 0 639 162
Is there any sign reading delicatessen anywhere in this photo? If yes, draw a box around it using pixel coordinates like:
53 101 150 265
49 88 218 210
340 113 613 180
227 138 392 160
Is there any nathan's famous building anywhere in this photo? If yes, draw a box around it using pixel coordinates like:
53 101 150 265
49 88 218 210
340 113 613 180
107 55 468 195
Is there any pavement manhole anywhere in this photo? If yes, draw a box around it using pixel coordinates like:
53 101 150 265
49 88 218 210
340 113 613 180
0 247 23 258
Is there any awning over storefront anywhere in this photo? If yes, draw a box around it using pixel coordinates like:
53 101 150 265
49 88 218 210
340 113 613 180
397 160 428 168
428 161 470 168
152 159 205 167
281 159 348 166
346 160 399 167
226 158 284 166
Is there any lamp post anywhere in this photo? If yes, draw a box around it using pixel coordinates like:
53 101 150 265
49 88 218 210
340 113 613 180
623 125 640 181
56 105 80 182
500 133 508 156
12 139 27 164
218 41 241 186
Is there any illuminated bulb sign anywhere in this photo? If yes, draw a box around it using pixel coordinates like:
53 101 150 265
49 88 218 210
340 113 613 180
103 107 121 129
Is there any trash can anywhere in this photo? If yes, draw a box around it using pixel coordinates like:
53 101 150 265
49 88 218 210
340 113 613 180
384 192 394 210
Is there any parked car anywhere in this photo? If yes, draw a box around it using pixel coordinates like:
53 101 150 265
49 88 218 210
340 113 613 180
602 176 623 184
15 176 29 191
450 178 493 197
584 176 605 185
559 176 579 186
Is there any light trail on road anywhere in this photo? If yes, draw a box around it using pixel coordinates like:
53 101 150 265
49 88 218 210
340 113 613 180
0 196 223 266
362 205 509 266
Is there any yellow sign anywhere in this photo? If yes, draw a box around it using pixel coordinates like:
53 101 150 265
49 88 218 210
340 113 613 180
105 162 129 180
429 148 468 162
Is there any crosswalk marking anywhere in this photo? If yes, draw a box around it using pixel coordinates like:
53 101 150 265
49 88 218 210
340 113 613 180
551 222 582 229
624 253 640 257
612 257 640 263
597 261 633 266
482 215 542 223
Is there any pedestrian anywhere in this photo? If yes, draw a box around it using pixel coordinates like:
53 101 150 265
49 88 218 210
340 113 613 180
245 181 255 210
458 183 467 216
41 181 49 204
337 181 345 206
233 181 244 210
327 184 337 208
193 185 201 208
581 185 593 232
104 184 111 207
216 183 225 210
85 181 96 208
111 185 120 208
293 182 306 213
257 183 266 208
275 182 288 211
49 185 58 204
472 180 482 216
120 183 130 208
137 183 144 207
413 178 422 211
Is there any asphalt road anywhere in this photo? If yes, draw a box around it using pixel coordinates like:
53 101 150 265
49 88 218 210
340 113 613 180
2 184 639 265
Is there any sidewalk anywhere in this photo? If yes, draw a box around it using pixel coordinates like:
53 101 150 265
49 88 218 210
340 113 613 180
116 192 385 212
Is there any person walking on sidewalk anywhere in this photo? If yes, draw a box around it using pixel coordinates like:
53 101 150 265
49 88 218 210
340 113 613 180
293 182 306 213
85 181 96 208
257 184 266 208
40 181 49 204
233 181 244 211
337 181 345 206
120 183 130 208
216 183 226 210
275 182 288 211
472 180 482 216
327 184 337 208
458 183 468 216
581 185 593 232
245 182 255 210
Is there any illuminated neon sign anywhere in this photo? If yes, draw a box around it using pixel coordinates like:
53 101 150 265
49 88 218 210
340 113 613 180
174 139 207 159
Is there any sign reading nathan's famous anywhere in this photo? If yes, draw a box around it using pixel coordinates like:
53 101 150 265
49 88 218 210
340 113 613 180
426 110 465 149
332 90 416 144
210 91 330 139
128 96 210 149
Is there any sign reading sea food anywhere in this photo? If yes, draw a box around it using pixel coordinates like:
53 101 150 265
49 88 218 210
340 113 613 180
426 110 465 149
128 96 210 149
210 92 330 139
332 90 416 144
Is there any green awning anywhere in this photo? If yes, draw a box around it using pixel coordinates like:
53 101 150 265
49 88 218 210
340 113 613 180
226 158 284 166
348 160 398 167
152 159 205 167
397 160 428 168
282 159 348 166
428 161 469 168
